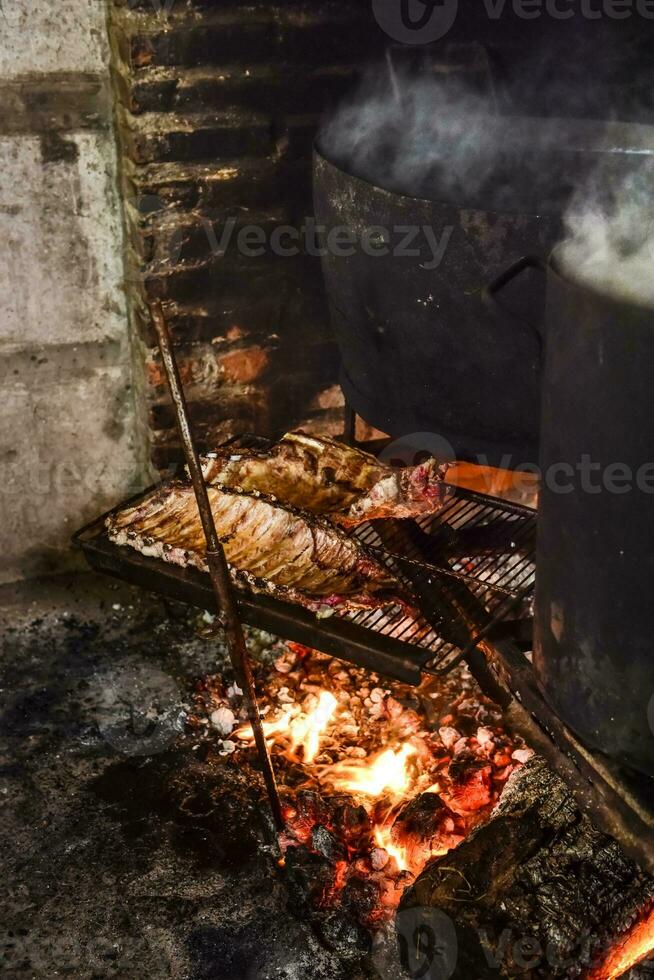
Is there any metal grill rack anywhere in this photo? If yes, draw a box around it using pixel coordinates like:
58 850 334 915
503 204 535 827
74 438 536 683
349 486 536 674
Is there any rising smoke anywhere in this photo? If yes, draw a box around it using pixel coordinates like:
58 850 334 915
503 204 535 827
319 66 594 214
319 68 506 205
559 155 654 306
321 62 654 304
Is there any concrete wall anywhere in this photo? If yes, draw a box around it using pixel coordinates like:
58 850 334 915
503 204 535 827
0 0 147 584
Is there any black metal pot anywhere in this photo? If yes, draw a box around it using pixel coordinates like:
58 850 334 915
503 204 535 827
314 119 654 467
533 247 654 778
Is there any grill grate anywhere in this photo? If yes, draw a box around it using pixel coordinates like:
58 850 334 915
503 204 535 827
74 435 537 679
344 486 536 673
71 440 654 875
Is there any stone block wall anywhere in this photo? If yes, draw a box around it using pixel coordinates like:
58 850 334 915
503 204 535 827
0 0 147 584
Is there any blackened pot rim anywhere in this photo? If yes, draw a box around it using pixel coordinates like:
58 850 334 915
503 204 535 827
315 117 654 221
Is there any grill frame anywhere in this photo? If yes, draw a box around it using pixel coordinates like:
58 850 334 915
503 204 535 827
72 457 654 876
73 469 536 683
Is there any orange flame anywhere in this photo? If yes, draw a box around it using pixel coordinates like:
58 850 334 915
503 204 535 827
324 744 417 801
374 825 410 872
233 691 337 763
289 691 338 763
234 709 294 742
586 905 654 979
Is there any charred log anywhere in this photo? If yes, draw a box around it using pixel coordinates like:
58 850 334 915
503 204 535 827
400 757 654 978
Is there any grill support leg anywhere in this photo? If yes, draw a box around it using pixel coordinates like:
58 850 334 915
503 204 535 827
151 303 285 831
343 401 356 447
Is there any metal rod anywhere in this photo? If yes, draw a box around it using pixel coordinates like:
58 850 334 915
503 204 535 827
151 302 284 831
428 581 536 676
343 402 356 446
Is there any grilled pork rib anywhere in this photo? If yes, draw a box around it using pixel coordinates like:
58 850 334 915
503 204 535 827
199 431 451 526
106 482 409 614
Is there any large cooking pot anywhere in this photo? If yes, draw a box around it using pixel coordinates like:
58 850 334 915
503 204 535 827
314 119 654 467
532 246 654 778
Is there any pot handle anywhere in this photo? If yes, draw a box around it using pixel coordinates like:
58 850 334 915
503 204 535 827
482 255 547 345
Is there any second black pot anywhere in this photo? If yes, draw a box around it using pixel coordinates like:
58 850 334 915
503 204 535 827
534 248 654 778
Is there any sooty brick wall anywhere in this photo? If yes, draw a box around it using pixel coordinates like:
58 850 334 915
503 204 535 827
109 0 382 470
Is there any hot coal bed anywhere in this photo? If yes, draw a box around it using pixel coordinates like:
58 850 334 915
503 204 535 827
2 578 654 980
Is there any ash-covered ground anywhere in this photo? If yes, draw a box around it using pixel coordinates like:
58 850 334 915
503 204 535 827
0 573 369 980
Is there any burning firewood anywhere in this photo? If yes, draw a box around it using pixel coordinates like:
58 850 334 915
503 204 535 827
389 792 462 869
441 752 493 815
187 636 654 972
400 757 654 978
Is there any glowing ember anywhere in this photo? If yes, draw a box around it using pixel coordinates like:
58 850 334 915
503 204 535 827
324 744 417 801
192 642 530 931
586 905 654 979
290 690 338 762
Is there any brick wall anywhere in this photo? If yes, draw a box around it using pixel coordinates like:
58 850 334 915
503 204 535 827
109 0 381 470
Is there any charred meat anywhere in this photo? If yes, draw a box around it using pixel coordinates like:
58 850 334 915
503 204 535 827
106 481 410 614
199 431 451 526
